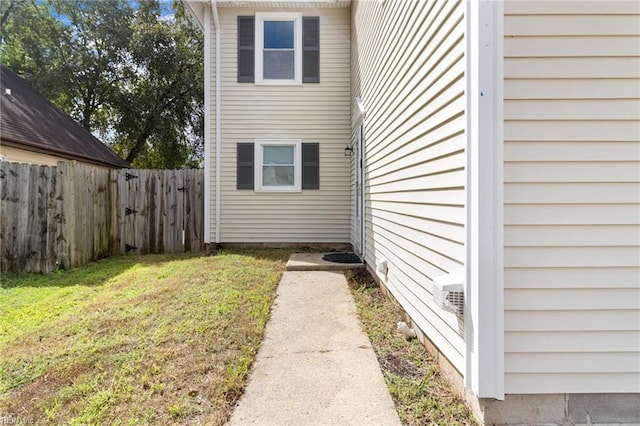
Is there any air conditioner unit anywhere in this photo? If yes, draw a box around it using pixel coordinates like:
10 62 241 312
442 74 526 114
433 272 464 316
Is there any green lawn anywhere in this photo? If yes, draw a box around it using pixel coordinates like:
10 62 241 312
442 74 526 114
0 250 289 425
2 250 478 426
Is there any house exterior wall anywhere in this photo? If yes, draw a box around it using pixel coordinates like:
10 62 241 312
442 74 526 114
212 5 351 243
189 0 640 422
0 145 63 166
351 0 467 372
0 145 111 170
503 0 640 394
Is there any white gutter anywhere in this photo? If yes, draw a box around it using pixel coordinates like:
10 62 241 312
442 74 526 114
184 0 216 244
203 6 211 244
212 0 221 244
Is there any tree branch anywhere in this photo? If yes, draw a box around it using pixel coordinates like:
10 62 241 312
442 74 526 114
0 0 16 27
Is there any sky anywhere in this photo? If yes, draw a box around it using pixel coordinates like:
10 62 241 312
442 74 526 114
48 0 176 25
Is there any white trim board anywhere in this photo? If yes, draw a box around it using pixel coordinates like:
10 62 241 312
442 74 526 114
464 0 505 400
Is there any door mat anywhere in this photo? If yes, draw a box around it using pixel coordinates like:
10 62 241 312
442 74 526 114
322 252 362 264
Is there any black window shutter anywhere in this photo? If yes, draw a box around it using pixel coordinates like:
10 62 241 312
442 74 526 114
302 143 319 189
237 143 254 189
302 17 320 83
238 16 254 82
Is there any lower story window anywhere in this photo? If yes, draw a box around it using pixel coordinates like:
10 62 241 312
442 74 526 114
255 139 301 191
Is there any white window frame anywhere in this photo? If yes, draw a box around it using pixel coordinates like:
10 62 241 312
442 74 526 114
255 12 302 85
254 139 302 192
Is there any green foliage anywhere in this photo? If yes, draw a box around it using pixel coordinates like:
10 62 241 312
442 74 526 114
0 0 203 169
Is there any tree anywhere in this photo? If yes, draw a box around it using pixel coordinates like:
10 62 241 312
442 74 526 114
0 0 204 169
113 0 204 168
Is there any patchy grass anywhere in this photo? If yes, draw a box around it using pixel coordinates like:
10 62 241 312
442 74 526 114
0 249 290 425
346 269 478 426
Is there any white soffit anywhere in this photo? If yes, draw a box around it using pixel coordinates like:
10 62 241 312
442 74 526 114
216 0 350 8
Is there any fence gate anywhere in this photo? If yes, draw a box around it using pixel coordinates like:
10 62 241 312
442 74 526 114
118 169 204 255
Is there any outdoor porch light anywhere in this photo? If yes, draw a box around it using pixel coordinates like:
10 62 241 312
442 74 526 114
344 145 353 156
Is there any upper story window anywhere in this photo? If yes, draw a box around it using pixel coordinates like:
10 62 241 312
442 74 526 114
238 14 320 85
257 14 301 83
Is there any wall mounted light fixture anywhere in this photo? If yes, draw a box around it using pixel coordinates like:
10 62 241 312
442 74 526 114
344 146 354 156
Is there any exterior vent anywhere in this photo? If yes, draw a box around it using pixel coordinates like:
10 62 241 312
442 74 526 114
433 273 464 316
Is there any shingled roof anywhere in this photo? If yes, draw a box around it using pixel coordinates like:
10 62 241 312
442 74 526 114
0 65 129 168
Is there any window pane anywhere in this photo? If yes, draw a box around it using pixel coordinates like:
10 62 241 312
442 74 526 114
263 166 295 186
263 145 294 165
263 51 294 80
264 21 294 48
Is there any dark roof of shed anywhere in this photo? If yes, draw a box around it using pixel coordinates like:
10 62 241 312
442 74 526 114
0 65 129 168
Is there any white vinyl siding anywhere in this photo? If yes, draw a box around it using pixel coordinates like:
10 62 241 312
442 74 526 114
216 7 350 243
351 0 467 372
503 0 640 394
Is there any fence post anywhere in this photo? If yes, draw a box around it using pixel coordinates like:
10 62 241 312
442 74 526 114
119 168 128 254
184 169 204 252
55 161 69 269
0 161 7 272
0 161 17 271
108 169 120 255
40 164 57 273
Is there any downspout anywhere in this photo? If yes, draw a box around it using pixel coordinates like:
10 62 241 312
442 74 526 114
203 6 211 244
211 0 221 243
465 0 505 400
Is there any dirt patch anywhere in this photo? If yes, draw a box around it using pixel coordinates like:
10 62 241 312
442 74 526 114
0 360 97 424
347 268 379 289
378 352 423 380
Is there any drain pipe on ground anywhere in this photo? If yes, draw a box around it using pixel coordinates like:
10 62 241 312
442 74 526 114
397 321 416 339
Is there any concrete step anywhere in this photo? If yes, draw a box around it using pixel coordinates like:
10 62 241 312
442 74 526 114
286 253 365 271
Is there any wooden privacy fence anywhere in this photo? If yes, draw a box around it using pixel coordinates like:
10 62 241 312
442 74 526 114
0 161 204 274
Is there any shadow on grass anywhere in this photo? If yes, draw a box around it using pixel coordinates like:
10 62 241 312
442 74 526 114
220 247 307 263
0 252 202 290
223 246 341 264
1 246 344 290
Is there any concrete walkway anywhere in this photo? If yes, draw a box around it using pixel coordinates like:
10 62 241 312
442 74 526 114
228 264 401 425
